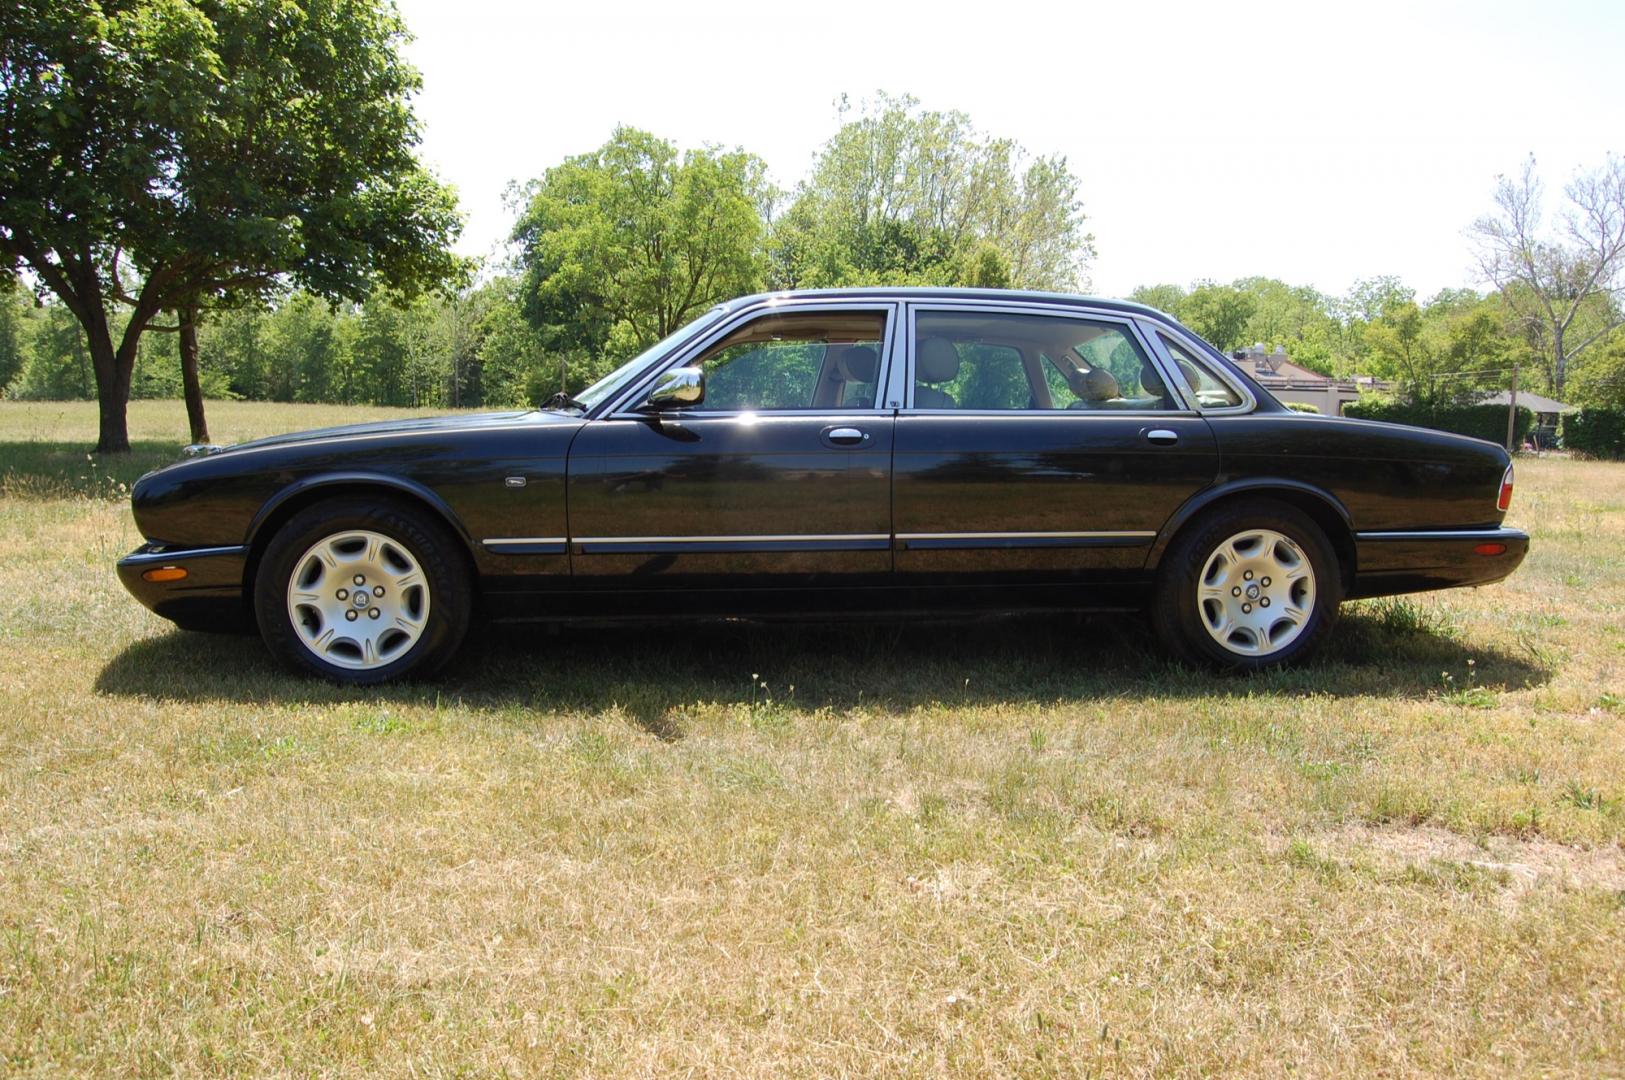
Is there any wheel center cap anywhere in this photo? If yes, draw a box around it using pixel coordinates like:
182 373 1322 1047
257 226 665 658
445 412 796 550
352 589 371 607
1246 584 1260 599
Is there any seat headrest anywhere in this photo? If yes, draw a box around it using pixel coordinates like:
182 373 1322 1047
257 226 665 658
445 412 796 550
835 344 878 383
1066 366 1120 402
916 338 961 383
1175 359 1203 390
1140 363 1166 398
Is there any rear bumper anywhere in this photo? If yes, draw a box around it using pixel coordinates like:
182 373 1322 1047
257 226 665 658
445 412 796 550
116 544 252 632
1348 526 1529 600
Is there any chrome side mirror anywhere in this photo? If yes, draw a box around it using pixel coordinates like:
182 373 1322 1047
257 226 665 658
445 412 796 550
645 366 705 409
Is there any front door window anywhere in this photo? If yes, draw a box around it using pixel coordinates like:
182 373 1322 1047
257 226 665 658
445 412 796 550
685 311 888 412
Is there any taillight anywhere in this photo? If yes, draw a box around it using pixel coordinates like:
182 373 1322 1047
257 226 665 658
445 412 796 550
1496 463 1514 512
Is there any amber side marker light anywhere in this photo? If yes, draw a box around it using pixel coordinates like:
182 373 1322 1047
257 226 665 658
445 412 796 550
141 566 188 583
1474 543 1508 556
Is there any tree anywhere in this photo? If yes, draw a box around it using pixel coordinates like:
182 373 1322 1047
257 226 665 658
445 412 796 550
511 127 769 368
1470 154 1625 400
0 0 462 452
1180 283 1257 353
1362 293 1513 407
769 94 1093 292
1127 283 1186 315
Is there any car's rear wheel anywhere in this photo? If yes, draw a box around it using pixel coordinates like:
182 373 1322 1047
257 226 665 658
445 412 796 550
254 498 471 683
1152 499 1340 670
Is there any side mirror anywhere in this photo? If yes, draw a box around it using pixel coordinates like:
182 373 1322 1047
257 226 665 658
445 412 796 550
645 366 705 409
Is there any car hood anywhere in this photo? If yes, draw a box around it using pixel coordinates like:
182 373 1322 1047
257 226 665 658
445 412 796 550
219 409 559 453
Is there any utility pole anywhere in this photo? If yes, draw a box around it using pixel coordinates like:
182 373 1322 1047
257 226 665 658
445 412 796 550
1505 362 1520 452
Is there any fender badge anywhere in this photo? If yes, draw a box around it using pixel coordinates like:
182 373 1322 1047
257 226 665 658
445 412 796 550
504 476 527 488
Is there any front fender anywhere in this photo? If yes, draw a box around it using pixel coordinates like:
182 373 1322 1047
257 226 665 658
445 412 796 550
243 471 475 550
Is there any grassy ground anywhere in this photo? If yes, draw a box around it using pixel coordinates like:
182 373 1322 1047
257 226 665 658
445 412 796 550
1 400 1622 1077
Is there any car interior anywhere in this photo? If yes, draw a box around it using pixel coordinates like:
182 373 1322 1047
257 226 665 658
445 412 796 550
912 311 1176 411
678 308 1243 413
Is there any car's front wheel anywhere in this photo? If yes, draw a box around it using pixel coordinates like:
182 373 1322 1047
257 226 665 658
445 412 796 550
1152 499 1340 671
254 497 472 683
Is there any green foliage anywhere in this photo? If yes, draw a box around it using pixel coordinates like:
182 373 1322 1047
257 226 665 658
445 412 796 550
1179 283 1258 353
5 274 554 411
1361 294 1515 407
1131 278 1348 374
0 0 463 449
1344 399 1534 445
1566 329 1625 408
1561 408 1625 459
1284 401 1321 413
511 126 768 373
769 94 1092 292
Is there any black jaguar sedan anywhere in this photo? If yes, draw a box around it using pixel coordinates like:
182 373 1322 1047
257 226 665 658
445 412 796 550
118 288 1527 683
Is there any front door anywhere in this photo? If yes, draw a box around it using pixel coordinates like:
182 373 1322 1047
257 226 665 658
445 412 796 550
892 303 1218 587
567 303 897 590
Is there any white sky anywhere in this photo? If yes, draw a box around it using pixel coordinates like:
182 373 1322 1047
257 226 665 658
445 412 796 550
395 0 1625 300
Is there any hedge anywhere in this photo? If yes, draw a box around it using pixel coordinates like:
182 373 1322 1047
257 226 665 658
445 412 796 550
1343 399 1533 446
1562 407 1625 459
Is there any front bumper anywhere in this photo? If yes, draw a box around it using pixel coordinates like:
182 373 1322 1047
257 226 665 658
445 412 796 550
116 544 252 632
1348 526 1529 599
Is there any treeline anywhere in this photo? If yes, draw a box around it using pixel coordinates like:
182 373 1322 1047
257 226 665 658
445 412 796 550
5 0 1624 442
1131 276 1624 410
1 277 544 410
4 92 1101 415
9 267 1623 415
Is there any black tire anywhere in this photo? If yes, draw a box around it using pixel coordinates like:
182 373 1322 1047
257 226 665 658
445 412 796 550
253 497 472 684
1151 498 1341 671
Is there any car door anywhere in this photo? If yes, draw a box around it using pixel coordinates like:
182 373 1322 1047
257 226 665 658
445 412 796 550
892 301 1218 587
566 301 898 590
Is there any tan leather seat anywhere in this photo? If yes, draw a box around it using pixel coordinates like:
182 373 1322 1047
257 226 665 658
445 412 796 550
914 338 961 408
1066 366 1120 405
834 345 878 407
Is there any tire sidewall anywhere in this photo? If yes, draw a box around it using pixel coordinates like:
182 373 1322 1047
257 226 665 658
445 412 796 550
1155 501 1341 671
254 499 471 684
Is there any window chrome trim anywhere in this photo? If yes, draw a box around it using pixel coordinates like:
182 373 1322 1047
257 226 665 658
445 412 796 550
895 408 1202 419
601 299 901 419
898 299 1195 413
1140 320 1258 416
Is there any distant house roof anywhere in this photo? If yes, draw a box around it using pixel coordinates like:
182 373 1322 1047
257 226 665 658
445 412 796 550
1231 345 1341 387
1478 390 1574 414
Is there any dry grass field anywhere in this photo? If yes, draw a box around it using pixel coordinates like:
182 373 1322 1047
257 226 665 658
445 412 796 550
1 399 1622 1077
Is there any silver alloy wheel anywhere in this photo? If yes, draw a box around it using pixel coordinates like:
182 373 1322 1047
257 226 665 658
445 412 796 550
285 529 431 670
1196 528 1316 657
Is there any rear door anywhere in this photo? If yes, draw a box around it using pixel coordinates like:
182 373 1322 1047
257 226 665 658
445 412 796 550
892 302 1218 585
567 301 898 589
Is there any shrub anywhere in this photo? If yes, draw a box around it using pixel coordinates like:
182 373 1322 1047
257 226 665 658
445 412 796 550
1344 398 1533 445
1284 401 1321 414
1562 407 1625 459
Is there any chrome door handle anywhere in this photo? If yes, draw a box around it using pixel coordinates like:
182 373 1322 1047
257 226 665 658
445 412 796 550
1146 429 1179 446
826 427 867 445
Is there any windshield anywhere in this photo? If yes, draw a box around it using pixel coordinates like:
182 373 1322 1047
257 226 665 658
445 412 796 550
570 307 729 411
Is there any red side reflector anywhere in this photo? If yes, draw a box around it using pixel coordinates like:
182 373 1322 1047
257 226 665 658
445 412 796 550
1497 463 1514 511
1474 543 1507 556
141 566 188 583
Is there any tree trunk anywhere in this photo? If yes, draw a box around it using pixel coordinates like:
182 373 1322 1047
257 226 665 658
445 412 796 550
1552 324 1566 401
84 308 132 454
179 304 209 444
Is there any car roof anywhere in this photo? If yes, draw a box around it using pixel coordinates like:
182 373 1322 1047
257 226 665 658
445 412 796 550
719 287 1172 322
